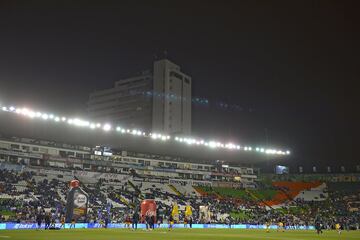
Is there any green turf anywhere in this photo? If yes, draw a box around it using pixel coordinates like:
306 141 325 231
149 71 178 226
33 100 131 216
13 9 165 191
0 228 359 240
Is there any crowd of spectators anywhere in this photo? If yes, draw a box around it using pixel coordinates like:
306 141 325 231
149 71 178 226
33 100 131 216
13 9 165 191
1 169 359 230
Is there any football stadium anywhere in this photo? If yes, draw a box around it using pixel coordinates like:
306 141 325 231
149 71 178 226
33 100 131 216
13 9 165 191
0 104 359 240
1 1 359 239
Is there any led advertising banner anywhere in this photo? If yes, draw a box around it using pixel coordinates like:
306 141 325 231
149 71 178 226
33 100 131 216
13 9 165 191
0 223 315 230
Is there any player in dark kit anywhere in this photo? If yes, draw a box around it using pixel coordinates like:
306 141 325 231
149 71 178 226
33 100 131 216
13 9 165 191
132 212 139 230
44 213 51 230
150 215 155 230
36 212 42 230
315 221 323 234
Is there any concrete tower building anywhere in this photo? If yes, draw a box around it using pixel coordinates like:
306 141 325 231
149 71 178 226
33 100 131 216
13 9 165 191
88 59 191 135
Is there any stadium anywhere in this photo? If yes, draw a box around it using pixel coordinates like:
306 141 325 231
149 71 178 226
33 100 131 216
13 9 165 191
1 1 359 240
0 103 359 240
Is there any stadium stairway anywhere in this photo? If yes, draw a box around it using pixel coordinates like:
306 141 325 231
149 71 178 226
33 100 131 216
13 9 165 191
168 184 182 196
115 193 135 208
192 186 223 199
128 180 144 200
245 189 273 209
193 186 208 196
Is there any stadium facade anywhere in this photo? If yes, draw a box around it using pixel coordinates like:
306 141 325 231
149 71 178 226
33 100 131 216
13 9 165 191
0 135 257 187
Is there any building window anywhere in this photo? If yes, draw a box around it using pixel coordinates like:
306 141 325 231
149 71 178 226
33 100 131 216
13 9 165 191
32 147 39 152
11 144 20 150
170 71 183 80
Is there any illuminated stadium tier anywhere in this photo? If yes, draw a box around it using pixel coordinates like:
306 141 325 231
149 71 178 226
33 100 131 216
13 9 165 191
0 135 257 183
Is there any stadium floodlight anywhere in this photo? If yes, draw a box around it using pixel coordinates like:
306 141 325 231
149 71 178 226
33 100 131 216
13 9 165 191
209 141 218 148
28 111 36 118
72 118 89 127
103 123 111 131
41 113 48 120
0 103 291 156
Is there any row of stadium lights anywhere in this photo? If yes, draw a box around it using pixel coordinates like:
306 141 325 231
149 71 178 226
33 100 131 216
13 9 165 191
0 105 290 155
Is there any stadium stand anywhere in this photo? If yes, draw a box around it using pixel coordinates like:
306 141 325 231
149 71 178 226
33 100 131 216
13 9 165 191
0 135 359 230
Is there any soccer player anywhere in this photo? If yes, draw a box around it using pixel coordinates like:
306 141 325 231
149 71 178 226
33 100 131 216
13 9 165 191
145 215 150 230
168 215 174 231
335 223 341 234
277 221 284 232
60 216 65 229
132 212 139 230
150 215 155 230
50 216 56 229
315 221 323 234
104 216 109 229
70 218 76 229
184 217 188 228
125 215 131 229
265 221 271 233
36 212 42 230
44 213 51 230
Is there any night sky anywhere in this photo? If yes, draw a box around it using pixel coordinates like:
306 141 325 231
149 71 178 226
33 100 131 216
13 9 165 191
0 1 359 168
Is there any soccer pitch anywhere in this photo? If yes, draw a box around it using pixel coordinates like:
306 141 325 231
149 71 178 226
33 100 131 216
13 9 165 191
0 229 359 240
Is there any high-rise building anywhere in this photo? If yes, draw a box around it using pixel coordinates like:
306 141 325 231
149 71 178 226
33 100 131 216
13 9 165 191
88 59 191 134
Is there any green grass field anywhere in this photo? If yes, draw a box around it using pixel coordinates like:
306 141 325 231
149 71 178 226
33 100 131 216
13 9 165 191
0 228 359 240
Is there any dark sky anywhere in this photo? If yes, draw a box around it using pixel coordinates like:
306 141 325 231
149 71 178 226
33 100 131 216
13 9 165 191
0 1 359 168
